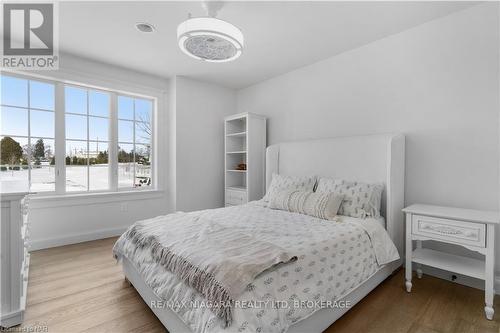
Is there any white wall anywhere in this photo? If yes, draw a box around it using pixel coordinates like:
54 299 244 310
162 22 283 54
27 53 171 250
167 78 177 213
238 3 499 210
170 76 237 212
237 4 500 273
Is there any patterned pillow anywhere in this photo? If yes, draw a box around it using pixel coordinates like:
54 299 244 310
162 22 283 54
263 174 316 206
316 178 384 218
315 178 354 192
269 190 344 221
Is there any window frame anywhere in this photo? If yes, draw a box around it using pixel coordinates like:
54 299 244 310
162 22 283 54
1 71 157 196
64 84 113 193
1 74 56 192
117 94 154 190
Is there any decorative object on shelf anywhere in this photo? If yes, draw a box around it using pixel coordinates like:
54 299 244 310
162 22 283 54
177 2 244 63
236 163 247 171
224 112 266 207
403 204 499 320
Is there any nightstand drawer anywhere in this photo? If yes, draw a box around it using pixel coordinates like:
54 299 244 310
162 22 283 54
225 189 247 206
412 215 486 248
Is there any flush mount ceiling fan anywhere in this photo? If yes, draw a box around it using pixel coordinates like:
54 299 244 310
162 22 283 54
177 1 244 63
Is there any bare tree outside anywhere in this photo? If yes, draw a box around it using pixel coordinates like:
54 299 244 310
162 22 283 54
136 112 152 140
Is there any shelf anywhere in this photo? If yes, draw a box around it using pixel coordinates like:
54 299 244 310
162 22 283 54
226 185 247 191
412 248 485 280
227 170 247 173
226 131 246 137
226 151 247 154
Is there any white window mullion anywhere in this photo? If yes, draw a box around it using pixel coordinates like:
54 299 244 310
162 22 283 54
27 81 31 188
86 90 90 191
152 98 157 189
109 93 118 191
132 99 136 188
54 82 66 194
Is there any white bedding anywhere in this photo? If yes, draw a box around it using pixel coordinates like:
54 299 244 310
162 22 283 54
369 215 386 228
115 202 399 333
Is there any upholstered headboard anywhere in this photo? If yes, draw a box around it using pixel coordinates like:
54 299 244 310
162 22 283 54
265 133 405 260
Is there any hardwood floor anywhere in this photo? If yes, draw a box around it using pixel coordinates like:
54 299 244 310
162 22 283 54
20 237 500 333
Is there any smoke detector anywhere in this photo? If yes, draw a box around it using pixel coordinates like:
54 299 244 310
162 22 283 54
135 23 155 33
177 2 243 62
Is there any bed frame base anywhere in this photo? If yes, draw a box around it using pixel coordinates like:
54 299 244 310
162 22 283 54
121 256 400 333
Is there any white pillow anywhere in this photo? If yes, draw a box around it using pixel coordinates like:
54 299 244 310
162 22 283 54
263 174 316 206
314 178 354 192
316 178 384 218
269 190 343 221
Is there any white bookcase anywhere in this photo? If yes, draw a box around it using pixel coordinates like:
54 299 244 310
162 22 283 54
224 112 266 206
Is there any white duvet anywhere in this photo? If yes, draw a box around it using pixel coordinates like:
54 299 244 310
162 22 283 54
114 202 399 333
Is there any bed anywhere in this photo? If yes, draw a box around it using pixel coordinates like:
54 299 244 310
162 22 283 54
115 133 405 333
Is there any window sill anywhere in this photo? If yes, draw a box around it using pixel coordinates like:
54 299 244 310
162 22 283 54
29 189 165 209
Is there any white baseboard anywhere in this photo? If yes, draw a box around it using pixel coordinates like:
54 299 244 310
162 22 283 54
1 309 24 328
29 226 127 251
416 265 500 295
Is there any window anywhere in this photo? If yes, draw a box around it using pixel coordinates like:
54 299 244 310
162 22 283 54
0 73 155 194
65 86 110 192
118 96 152 188
1 76 56 192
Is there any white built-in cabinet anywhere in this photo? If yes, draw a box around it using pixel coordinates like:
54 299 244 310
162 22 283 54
224 112 266 206
0 185 31 328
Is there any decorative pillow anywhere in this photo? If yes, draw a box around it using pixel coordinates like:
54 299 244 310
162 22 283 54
315 178 354 192
263 174 316 206
316 178 384 218
269 190 343 221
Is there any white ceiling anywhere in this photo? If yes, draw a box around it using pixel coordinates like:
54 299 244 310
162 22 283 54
59 1 475 89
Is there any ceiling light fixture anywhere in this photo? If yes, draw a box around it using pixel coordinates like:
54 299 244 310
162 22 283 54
135 23 155 33
177 2 243 63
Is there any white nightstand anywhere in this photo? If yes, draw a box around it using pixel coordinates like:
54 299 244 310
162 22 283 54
403 204 499 320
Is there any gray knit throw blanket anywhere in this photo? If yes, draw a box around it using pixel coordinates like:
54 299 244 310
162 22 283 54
114 213 296 327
